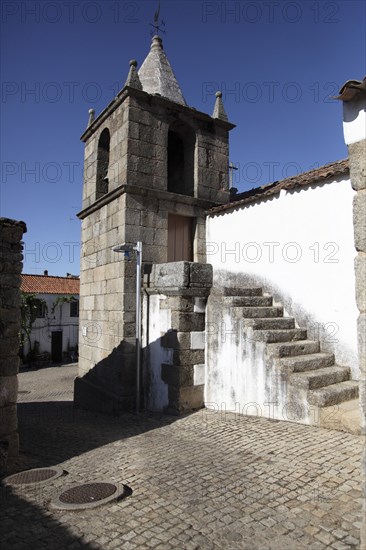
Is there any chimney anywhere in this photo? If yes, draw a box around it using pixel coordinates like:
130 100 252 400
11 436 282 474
335 77 366 146
44 270 48 276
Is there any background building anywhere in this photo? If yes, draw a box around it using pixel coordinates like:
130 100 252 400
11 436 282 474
21 272 79 363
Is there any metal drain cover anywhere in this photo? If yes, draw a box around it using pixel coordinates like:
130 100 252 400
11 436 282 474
60 482 116 504
50 481 129 510
2 466 64 487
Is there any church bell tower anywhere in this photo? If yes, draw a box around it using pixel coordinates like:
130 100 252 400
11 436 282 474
75 34 235 413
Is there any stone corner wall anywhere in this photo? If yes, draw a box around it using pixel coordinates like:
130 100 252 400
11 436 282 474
0 217 27 470
143 261 212 415
348 139 366 434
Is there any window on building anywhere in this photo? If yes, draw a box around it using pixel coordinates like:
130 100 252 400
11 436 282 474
34 300 46 318
96 128 110 199
70 299 79 318
167 121 195 197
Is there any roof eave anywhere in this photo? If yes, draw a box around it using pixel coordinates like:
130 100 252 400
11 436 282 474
208 159 350 216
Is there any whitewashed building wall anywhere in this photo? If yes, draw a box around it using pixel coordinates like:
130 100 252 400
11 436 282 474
206 175 359 400
22 293 79 358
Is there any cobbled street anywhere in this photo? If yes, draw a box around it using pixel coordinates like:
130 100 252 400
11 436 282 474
0 365 364 549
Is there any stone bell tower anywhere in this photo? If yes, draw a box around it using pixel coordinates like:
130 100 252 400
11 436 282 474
74 35 235 414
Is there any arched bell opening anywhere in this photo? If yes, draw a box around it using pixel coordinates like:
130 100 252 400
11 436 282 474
96 128 110 199
167 120 195 197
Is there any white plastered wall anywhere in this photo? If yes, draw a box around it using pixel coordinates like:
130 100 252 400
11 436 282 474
23 293 79 358
342 96 366 145
142 293 172 411
206 177 359 378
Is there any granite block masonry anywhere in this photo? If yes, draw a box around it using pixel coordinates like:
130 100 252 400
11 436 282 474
74 35 234 413
143 262 212 415
337 82 366 433
337 76 366 549
0 217 27 467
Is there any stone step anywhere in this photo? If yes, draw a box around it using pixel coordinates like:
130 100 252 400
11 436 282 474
276 352 335 373
240 306 283 318
223 296 273 307
290 365 351 390
308 380 359 407
222 287 263 296
267 340 320 358
245 317 296 330
252 328 307 343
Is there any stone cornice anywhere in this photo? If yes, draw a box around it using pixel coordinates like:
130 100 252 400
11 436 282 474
77 184 224 219
80 86 235 143
145 288 211 297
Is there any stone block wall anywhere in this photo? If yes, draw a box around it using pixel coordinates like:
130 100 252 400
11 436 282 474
125 193 208 264
81 91 231 207
143 262 212 414
77 190 209 378
82 100 129 210
76 85 232 414
343 94 366 550
196 125 230 202
0 217 27 468
76 183 210 414
126 96 168 191
76 193 137 412
348 139 366 433
126 94 231 203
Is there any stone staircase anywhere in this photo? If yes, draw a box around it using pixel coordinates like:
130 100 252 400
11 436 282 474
223 287 360 432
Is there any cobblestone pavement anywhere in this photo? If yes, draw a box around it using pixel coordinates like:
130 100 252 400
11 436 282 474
17 363 77 402
0 365 364 549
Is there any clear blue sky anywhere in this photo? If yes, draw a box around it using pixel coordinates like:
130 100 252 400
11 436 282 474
1 0 365 276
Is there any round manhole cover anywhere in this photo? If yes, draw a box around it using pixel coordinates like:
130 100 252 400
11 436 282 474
60 482 116 504
2 467 64 487
51 481 130 510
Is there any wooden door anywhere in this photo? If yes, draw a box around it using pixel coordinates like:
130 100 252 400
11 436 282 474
168 215 193 262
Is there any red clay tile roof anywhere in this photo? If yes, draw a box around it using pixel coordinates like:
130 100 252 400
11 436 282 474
209 159 349 215
21 274 79 295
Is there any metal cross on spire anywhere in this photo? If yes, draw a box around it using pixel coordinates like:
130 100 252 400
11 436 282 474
150 0 166 36
229 162 239 188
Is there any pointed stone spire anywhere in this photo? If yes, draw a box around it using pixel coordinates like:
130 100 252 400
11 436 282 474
212 91 228 122
124 59 143 90
138 35 187 105
87 108 95 127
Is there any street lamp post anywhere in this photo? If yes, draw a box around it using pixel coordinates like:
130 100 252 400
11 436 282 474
112 241 142 413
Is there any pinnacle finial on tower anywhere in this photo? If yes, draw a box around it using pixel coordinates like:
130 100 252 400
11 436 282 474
124 59 143 90
87 108 95 127
150 35 163 51
212 91 228 121
138 34 186 105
